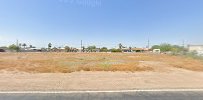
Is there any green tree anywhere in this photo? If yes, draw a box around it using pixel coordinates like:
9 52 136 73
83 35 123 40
172 45 184 52
8 44 20 52
171 45 186 55
151 45 161 50
87 45 96 52
159 44 172 52
64 46 70 52
110 48 122 52
100 47 108 52
82 46 85 52
52 47 58 52
41 48 47 52
151 44 185 53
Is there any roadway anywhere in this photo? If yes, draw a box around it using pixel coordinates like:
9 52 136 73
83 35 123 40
0 90 203 100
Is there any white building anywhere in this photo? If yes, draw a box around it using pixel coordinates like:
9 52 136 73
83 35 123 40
153 49 161 53
188 45 203 56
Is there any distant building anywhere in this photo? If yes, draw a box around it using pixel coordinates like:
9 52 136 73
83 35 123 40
121 48 149 53
153 49 161 53
188 45 203 56
20 47 42 52
90 48 100 52
131 48 144 52
122 48 131 52
0 49 5 52
0 47 10 52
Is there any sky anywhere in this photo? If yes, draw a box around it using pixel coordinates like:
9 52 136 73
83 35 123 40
0 0 203 48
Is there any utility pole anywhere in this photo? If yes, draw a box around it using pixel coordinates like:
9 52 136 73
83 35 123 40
147 32 150 49
147 38 150 49
81 40 83 52
16 39 19 47
182 40 185 48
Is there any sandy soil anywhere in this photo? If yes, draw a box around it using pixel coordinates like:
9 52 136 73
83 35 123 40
0 70 203 91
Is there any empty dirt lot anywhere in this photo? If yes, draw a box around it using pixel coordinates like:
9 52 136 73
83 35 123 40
0 52 203 91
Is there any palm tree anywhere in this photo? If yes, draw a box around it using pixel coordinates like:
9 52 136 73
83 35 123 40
119 43 123 49
22 43 27 48
48 43 52 51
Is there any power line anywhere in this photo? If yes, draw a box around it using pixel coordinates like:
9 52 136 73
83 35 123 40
147 38 150 49
182 40 185 48
16 39 19 46
81 40 83 52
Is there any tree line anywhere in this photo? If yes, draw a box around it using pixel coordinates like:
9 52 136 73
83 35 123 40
151 43 187 54
4 42 187 53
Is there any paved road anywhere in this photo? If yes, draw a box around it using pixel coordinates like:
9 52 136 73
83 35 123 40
0 91 203 100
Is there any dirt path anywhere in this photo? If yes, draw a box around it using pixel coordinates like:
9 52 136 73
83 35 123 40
0 70 203 91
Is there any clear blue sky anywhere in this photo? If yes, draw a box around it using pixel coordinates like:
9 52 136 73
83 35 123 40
0 0 203 48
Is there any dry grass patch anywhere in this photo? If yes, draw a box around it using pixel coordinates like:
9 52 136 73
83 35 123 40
157 55 203 71
0 52 203 73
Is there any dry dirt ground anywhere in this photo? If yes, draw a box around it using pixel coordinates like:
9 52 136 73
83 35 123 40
0 52 203 91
